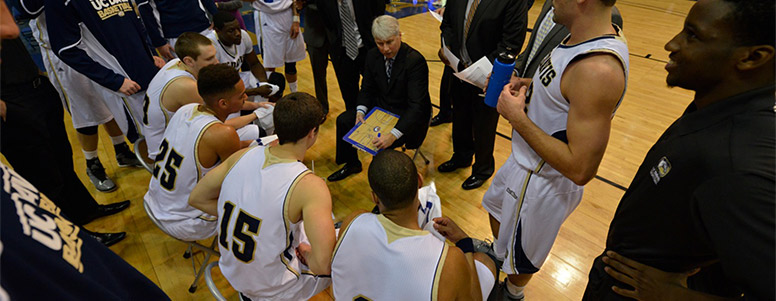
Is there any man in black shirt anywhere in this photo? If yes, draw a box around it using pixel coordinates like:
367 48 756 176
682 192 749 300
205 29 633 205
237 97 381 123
0 4 129 246
583 0 775 299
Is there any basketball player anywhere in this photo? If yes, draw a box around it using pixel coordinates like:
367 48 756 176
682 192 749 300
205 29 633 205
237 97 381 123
331 150 497 300
14 0 142 192
484 0 629 298
249 0 306 92
142 33 272 160
189 92 334 300
144 64 251 241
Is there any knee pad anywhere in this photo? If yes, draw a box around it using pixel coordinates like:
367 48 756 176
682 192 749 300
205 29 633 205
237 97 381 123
76 125 98 135
284 62 297 75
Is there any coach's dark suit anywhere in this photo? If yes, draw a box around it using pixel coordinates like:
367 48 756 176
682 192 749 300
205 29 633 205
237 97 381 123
335 42 431 166
439 0 530 188
302 2 330 114
516 1 623 77
315 0 384 111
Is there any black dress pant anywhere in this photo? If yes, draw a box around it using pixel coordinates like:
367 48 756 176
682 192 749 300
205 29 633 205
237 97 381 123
437 66 454 116
450 79 500 178
0 76 99 225
307 40 330 114
330 46 368 111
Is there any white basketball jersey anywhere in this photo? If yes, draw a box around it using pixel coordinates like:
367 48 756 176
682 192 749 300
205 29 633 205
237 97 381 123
142 59 195 158
513 27 629 177
205 30 253 71
331 213 449 301
217 146 314 299
144 103 219 223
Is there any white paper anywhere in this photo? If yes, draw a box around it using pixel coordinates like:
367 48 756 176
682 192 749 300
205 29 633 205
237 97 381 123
429 10 443 23
454 56 492 89
258 134 278 146
442 44 460 72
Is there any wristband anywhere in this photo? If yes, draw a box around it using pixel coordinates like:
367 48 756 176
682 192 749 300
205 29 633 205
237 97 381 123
455 237 474 253
293 15 300 22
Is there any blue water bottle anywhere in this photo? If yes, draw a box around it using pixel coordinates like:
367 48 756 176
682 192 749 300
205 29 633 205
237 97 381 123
484 51 517 108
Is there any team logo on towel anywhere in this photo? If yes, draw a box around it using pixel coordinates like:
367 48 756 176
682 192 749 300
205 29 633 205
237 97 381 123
649 156 671 185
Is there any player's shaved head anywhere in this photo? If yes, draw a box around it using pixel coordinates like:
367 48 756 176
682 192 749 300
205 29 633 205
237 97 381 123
368 150 418 211
197 64 241 106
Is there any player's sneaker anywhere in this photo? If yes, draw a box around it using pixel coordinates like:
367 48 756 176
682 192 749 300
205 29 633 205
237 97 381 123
473 238 504 268
488 282 525 301
86 158 117 192
114 143 142 167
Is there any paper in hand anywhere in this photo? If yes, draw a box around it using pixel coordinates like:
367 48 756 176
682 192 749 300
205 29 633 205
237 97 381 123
453 56 493 89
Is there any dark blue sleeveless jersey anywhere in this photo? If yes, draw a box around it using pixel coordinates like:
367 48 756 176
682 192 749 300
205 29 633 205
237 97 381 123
0 163 170 300
136 0 218 46
43 0 159 91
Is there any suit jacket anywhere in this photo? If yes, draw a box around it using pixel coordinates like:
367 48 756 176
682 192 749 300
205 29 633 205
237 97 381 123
314 0 384 56
302 3 327 48
357 43 431 144
440 0 530 66
516 2 623 77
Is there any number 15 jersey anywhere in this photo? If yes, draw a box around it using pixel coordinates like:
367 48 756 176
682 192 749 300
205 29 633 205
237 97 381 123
217 146 319 299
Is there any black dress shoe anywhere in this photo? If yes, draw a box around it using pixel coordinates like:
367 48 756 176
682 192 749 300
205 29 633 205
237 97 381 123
462 175 487 190
83 229 127 247
84 200 131 224
430 113 452 127
437 159 471 173
327 163 362 182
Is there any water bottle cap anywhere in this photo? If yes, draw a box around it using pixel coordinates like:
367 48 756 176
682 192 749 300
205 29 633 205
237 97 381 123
498 51 516 64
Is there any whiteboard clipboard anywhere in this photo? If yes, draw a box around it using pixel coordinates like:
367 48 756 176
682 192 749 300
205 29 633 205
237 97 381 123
343 107 400 156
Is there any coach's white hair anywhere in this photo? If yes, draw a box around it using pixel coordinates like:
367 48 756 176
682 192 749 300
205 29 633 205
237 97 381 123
371 15 400 40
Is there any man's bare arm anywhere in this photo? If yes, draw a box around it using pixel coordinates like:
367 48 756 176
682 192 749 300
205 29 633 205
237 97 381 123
189 147 251 215
245 50 268 82
293 174 336 275
162 77 204 112
497 54 625 185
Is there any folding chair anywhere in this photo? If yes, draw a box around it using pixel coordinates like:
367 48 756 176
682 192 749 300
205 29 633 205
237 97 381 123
143 199 219 293
204 261 228 301
133 137 155 174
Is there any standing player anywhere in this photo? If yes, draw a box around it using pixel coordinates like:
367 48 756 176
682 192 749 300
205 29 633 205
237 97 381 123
331 150 497 300
189 92 334 300
484 0 629 298
250 0 306 93
13 0 142 192
144 64 250 241
44 0 164 146
136 0 220 60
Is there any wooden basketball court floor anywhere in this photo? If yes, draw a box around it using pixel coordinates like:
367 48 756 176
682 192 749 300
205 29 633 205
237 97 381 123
3 0 699 299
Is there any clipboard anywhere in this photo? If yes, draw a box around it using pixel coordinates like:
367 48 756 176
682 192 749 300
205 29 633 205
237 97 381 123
343 107 400 156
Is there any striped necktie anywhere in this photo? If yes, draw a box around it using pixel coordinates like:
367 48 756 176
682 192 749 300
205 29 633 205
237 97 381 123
339 0 359 60
386 58 394 82
463 0 481 42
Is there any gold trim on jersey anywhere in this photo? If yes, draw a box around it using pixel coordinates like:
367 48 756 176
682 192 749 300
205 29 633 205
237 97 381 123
122 96 143 135
263 146 297 169
159 75 191 126
508 160 544 273
376 214 430 244
430 244 449 301
331 213 366 262
280 169 312 278
194 120 220 182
